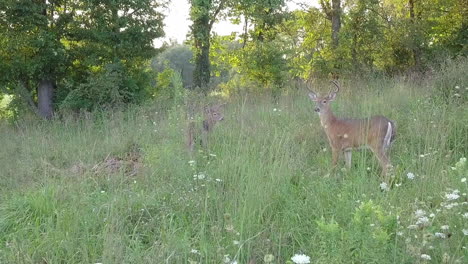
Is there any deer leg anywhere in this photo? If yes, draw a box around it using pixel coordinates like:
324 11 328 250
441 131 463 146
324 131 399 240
372 147 392 178
331 148 339 168
344 150 352 169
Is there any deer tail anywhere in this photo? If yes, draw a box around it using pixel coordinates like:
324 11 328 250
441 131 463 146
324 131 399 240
384 121 396 149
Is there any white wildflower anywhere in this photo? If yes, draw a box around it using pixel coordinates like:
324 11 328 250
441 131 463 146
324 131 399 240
215 178 222 182
193 173 206 180
273 108 277 112
291 254 311 264
416 216 430 226
397 231 404 236
191 249 200 254
463 229 468 236
209 153 217 157
434 232 446 239
380 182 390 191
455 157 466 168
444 202 459 209
407 224 418 230
441 225 449 230
415 209 426 218
429 213 435 218
233 240 240 245
463 212 468 219
462 178 466 183
223 255 231 263
188 160 196 165
455 85 460 89
420 254 431 260
263 254 275 263
407 172 415 180
445 192 460 201
100 190 105 194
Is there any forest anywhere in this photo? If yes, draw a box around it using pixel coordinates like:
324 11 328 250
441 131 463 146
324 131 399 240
0 0 467 263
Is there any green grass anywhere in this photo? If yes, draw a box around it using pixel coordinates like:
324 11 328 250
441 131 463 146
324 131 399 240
0 63 467 263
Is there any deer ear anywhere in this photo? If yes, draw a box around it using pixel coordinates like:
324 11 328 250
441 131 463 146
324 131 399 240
326 92 337 101
308 92 318 101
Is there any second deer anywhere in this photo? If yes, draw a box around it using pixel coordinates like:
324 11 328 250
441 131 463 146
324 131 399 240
307 81 396 178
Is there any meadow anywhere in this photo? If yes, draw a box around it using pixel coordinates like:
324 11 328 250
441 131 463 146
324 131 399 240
0 60 467 264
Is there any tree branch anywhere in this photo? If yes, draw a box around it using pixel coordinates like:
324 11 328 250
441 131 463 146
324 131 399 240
208 0 227 31
16 80 42 118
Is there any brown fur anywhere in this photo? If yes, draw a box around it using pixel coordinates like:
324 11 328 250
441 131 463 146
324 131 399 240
308 81 396 178
187 104 225 152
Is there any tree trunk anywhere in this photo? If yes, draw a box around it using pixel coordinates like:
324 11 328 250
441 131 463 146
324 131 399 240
408 0 422 69
38 79 54 119
331 0 341 49
193 40 211 91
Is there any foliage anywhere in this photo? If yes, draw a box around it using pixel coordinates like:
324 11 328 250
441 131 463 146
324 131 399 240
151 44 195 88
1 64 467 262
0 0 165 116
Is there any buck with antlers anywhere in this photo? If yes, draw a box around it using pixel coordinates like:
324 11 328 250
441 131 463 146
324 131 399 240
307 81 396 178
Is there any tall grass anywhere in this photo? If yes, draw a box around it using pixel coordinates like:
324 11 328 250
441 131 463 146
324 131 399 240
0 61 467 263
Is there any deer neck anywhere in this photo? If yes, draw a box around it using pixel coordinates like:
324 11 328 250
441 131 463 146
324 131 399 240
319 110 337 130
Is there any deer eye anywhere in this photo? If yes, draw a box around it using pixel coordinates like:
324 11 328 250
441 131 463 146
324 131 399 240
322 100 327 104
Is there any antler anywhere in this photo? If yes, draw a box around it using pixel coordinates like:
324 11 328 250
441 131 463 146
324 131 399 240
305 77 316 93
330 80 340 94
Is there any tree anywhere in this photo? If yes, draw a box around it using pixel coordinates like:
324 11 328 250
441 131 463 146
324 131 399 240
0 0 165 118
189 0 227 91
320 0 341 49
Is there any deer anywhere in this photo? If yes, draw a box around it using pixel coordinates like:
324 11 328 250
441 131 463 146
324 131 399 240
307 81 396 178
187 103 225 152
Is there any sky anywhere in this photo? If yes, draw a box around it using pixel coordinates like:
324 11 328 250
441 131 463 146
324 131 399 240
157 0 319 46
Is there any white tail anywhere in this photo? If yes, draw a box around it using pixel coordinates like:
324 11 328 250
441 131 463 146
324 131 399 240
307 81 396 178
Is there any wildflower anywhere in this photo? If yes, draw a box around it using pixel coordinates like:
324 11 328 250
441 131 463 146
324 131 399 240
191 249 200 254
367 167 371 171
291 254 311 264
463 229 468 236
407 172 415 180
454 93 461 98
429 213 435 218
273 108 277 112
420 254 431 260
419 154 425 158
193 173 206 180
100 190 105 194
441 225 449 230
188 160 196 166
415 209 426 218
263 254 275 263
397 231 404 236
380 182 390 191
209 153 217 157
462 178 466 183
445 192 460 201
444 202 459 209
233 240 240 245
416 216 430 226
215 178 222 182
407 224 418 229
223 255 231 263
463 212 468 219
455 85 460 89
455 157 466 168
434 232 446 239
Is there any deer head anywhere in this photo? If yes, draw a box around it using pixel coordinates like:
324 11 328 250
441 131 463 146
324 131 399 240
307 80 340 115
204 103 225 122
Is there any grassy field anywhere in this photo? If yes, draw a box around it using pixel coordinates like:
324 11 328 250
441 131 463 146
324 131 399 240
0 61 467 263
